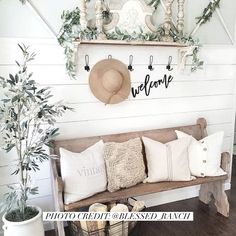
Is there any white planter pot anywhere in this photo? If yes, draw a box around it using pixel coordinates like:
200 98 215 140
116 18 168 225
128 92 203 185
2 206 45 236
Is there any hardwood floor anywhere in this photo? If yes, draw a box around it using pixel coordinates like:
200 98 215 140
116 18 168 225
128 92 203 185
46 158 236 236
130 177 236 236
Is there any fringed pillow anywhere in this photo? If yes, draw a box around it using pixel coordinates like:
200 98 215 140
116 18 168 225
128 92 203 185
104 138 146 192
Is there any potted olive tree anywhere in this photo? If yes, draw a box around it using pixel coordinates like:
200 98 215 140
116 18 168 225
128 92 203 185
0 44 71 236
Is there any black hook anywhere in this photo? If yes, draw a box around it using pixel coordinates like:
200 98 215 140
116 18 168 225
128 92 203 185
108 55 112 59
166 56 173 71
128 55 134 71
148 55 154 71
84 55 90 72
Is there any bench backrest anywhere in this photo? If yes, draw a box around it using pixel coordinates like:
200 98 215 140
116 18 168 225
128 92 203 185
52 118 207 175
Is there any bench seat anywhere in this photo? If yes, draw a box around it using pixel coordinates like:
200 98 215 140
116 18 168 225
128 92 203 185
64 174 228 211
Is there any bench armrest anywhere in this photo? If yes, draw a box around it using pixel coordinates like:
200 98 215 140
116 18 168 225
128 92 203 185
50 158 65 236
221 152 231 178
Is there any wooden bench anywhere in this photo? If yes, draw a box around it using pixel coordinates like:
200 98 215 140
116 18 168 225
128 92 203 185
51 118 230 236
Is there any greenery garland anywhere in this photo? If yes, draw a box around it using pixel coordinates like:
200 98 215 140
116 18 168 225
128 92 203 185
196 0 220 26
57 1 221 78
58 7 98 78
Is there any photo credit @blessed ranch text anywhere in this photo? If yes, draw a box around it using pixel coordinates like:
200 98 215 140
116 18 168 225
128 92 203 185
43 211 193 221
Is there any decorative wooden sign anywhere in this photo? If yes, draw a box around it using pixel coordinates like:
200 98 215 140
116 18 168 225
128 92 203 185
103 0 156 35
77 0 186 41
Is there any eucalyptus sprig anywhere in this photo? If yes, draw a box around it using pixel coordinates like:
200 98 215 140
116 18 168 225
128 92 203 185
147 0 161 9
107 27 162 41
57 7 81 46
196 0 221 26
191 46 204 72
57 7 81 78
0 44 72 220
58 7 99 78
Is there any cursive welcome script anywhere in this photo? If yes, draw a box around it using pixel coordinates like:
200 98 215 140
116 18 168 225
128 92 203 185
131 74 174 98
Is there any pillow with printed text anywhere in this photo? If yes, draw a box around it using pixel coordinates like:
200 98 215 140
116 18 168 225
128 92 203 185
60 140 107 204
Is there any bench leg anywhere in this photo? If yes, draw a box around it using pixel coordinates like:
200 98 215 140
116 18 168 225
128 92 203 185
199 180 229 217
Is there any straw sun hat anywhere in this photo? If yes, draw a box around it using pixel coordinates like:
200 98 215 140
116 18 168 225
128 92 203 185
89 59 131 104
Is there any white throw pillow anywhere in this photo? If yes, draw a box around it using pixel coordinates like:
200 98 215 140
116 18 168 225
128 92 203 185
60 140 107 204
142 137 193 183
175 130 226 177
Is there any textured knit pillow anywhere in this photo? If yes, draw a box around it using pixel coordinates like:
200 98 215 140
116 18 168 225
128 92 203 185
142 136 193 183
175 130 226 177
104 138 146 192
60 140 107 204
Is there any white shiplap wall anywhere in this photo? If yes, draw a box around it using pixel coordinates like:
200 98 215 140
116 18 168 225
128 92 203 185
0 38 236 232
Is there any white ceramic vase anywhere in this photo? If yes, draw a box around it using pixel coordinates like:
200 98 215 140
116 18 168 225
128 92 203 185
2 206 44 236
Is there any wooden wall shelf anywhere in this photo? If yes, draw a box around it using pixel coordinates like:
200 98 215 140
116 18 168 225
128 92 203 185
75 39 188 47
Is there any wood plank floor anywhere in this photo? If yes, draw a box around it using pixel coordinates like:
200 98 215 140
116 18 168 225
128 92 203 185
46 158 236 236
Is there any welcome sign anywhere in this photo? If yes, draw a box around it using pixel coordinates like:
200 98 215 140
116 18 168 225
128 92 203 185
131 74 174 98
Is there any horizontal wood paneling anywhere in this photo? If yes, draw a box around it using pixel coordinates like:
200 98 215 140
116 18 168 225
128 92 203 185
0 146 50 166
27 195 54 212
55 110 234 139
222 137 233 152
0 38 235 215
56 95 235 122
0 41 65 65
207 123 234 138
198 46 236 65
0 178 52 199
0 161 50 186
0 149 18 167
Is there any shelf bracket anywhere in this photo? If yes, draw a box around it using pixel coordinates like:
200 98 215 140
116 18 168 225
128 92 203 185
178 46 196 72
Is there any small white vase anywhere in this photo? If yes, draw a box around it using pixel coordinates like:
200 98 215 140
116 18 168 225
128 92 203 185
2 206 45 236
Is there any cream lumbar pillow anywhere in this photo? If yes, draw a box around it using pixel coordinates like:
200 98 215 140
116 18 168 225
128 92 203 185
142 136 193 183
60 140 107 204
104 138 146 192
175 130 226 177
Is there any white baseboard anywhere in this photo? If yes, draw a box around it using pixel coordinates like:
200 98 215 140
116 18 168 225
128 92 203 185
0 182 231 235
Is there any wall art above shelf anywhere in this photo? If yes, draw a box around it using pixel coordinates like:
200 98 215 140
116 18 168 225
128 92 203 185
74 39 188 48
58 0 222 78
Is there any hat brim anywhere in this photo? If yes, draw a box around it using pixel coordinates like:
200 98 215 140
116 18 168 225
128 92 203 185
89 59 131 104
